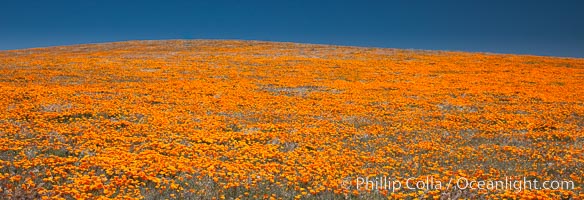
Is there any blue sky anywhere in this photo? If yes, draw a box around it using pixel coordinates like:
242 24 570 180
1 0 583 57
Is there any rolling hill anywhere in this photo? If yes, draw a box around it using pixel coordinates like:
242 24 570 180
0 40 583 199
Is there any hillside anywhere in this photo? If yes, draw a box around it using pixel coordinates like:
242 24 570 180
0 40 583 199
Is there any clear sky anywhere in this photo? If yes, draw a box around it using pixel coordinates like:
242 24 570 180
1 0 583 58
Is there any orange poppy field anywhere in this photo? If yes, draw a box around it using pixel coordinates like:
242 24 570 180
0 40 583 199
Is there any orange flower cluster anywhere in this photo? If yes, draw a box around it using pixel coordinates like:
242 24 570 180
0 40 583 199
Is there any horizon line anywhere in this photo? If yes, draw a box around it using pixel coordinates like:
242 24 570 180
1 38 582 60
